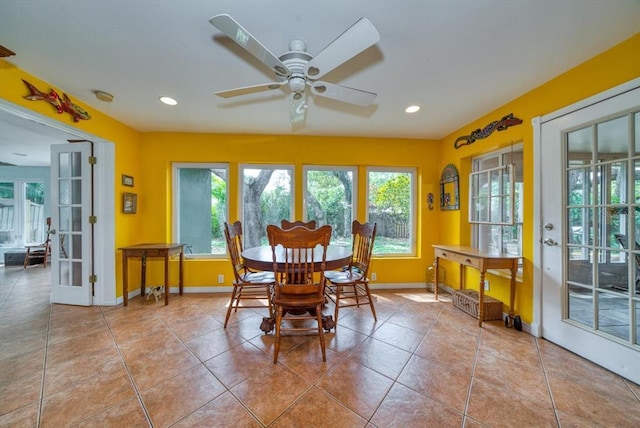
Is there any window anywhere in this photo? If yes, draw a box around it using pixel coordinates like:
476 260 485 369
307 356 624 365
470 145 523 255
303 166 356 247
367 167 416 255
0 180 45 249
172 163 228 257
240 165 293 248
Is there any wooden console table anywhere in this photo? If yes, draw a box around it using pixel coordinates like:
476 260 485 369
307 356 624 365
433 245 520 327
119 243 185 306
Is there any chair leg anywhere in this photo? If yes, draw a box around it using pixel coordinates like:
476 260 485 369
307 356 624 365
316 303 326 362
23 248 30 269
274 306 283 364
224 286 239 328
363 282 377 321
333 284 341 325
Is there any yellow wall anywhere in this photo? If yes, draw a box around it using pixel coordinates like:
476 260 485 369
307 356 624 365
437 33 640 323
137 133 441 286
1 33 639 324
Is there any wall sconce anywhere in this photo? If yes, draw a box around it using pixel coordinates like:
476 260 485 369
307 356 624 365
427 193 434 210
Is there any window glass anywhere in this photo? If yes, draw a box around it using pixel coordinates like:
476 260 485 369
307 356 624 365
471 145 523 255
240 165 293 248
0 182 16 246
367 168 415 255
303 166 356 247
173 164 228 256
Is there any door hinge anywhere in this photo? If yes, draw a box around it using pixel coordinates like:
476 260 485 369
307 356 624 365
89 215 97 224
88 156 97 165
89 274 97 283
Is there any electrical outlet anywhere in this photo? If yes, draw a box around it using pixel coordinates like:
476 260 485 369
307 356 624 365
371 272 377 281
483 280 490 291
218 274 224 284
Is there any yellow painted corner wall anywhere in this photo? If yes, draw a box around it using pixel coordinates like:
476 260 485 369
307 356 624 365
0 60 144 299
436 33 640 324
137 133 441 287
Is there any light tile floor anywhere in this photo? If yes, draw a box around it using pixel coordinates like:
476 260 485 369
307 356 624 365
1 265 639 427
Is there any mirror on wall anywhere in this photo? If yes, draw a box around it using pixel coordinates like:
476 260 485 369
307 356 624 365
440 164 459 210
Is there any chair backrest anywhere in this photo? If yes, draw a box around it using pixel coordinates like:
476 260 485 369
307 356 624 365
349 221 377 275
280 219 317 230
224 221 246 281
267 224 332 294
614 233 640 268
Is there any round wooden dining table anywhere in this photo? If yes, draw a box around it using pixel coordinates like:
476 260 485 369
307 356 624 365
241 244 352 272
241 244 352 333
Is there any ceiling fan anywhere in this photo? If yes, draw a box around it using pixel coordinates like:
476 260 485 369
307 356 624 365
209 14 380 123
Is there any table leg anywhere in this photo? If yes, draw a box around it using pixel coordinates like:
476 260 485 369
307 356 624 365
164 252 170 306
478 270 485 328
434 257 439 300
123 252 129 306
179 249 184 296
141 254 147 299
509 265 516 319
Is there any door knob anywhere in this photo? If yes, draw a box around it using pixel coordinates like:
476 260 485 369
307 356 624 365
543 238 557 246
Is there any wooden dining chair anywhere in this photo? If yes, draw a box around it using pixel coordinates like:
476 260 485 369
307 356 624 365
280 219 317 230
267 223 332 363
223 221 275 328
324 221 377 324
24 217 52 268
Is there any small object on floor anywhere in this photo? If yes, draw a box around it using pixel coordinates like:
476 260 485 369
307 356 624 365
146 286 163 302
514 315 522 331
505 314 523 331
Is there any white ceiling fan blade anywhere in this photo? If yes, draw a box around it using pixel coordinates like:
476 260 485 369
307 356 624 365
215 82 286 98
210 14 291 76
311 81 377 107
289 92 307 123
304 18 380 80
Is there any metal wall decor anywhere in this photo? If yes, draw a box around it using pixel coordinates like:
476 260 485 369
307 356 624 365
454 113 522 149
440 164 459 210
22 79 91 122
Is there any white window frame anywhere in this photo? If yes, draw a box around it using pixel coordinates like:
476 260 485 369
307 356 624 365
366 166 417 257
469 144 523 256
172 162 229 259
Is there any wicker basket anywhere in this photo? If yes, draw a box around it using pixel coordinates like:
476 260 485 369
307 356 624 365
452 289 503 321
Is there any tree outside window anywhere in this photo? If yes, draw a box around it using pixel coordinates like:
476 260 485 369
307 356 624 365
367 168 415 255
241 166 293 248
303 166 355 247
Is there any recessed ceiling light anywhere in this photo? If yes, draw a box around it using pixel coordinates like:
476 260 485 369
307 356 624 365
160 96 177 106
405 105 421 113
94 90 114 102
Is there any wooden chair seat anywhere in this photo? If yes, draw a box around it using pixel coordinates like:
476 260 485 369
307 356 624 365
324 221 377 324
223 221 275 329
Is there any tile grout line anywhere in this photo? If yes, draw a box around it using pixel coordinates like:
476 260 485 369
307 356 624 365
36 268 51 428
535 337 561 427
460 324 482 427
100 306 154 427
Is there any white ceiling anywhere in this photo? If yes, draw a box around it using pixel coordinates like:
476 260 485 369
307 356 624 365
1 0 639 166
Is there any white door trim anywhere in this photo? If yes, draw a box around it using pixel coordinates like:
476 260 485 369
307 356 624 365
0 99 116 305
532 77 640 338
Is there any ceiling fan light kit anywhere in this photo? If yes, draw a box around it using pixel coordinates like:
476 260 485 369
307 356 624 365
209 14 380 123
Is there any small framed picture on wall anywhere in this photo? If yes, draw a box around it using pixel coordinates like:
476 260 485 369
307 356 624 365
122 192 137 214
121 174 134 187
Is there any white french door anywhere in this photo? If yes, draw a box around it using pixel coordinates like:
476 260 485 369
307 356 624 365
538 82 640 384
50 142 93 306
